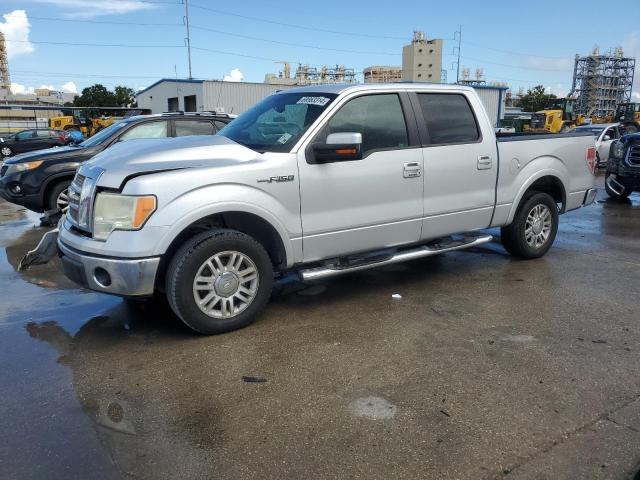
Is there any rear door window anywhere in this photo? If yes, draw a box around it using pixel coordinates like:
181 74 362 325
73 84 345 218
417 93 480 145
119 121 168 142
175 120 216 137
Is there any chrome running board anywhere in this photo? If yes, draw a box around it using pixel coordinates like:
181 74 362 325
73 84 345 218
299 234 493 281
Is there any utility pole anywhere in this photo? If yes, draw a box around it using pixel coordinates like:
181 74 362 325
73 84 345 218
453 25 462 84
184 0 193 79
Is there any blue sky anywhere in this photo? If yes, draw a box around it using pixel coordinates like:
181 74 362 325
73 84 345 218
1 0 639 98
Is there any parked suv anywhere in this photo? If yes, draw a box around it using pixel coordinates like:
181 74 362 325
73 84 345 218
0 112 234 213
605 132 640 199
33 83 596 335
0 129 67 158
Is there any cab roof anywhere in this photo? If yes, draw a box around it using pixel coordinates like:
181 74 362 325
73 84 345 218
277 82 479 95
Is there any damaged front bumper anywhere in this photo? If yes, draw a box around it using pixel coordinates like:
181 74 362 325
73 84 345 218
19 215 160 297
57 241 160 297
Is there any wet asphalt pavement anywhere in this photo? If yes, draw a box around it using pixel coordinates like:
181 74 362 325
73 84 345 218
1 176 639 480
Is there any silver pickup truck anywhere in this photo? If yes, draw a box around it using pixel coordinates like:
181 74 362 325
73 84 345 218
41 83 596 334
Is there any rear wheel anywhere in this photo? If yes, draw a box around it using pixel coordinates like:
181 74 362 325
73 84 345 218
501 192 559 259
1 145 12 157
46 180 72 211
165 229 273 334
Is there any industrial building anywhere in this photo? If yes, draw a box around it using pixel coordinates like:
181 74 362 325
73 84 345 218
570 47 636 118
135 79 296 114
363 66 403 84
265 63 357 86
402 31 443 83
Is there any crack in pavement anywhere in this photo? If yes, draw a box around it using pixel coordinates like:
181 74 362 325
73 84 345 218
493 392 640 478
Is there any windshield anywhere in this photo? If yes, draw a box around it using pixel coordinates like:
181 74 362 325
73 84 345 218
78 120 128 147
217 92 338 153
575 126 605 136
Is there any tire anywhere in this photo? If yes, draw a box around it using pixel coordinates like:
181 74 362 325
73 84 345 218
1 145 12 157
501 192 559 259
559 124 571 133
165 229 273 334
46 180 72 211
605 174 631 200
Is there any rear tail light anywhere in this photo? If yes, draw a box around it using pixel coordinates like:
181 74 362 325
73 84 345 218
586 146 596 174
60 133 66 141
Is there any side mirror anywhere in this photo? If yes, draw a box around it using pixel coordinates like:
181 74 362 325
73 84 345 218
603 135 611 141
311 132 363 163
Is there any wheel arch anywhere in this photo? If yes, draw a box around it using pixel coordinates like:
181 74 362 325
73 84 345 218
507 170 567 224
154 207 293 291
41 171 76 209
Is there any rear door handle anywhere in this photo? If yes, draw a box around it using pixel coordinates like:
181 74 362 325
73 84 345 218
403 162 421 178
477 155 492 170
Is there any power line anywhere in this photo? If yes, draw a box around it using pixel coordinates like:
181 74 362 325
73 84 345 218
189 25 399 56
188 3 408 40
460 55 571 72
6 39 184 48
462 41 572 60
3 14 180 27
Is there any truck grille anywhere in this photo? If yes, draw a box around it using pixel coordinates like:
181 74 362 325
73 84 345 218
67 173 85 223
0 165 7 177
627 144 640 166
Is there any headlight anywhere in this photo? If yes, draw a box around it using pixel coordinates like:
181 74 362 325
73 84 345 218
4 161 43 175
93 193 156 240
610 141 625 159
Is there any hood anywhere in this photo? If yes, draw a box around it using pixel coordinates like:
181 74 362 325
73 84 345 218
84 135 260 187
4 145 98 164
621 132 640 143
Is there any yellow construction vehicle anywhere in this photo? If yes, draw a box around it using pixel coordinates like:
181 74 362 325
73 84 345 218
615 102 640 133
48 107 150 138
527 98 587 133
49 108 114 137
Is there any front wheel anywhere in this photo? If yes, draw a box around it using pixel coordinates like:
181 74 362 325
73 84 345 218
501 192 559 259
1 145 12 157
46 180 72 211
165 229 273 334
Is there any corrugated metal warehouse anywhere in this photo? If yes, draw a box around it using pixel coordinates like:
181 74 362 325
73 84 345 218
135 79 295 115
136 79 507 127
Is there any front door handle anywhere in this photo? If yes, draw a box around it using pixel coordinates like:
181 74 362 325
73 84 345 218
477 155 492 170
403 162 422 178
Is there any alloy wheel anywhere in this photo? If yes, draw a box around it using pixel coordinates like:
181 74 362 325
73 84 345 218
56 188 70 210
192 250 259 319
525 204 552 248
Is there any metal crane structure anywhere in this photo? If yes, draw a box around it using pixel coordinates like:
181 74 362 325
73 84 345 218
0 31 10 92
570 47 635 119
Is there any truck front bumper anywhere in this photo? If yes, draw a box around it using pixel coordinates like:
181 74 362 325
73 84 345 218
58 239 161 297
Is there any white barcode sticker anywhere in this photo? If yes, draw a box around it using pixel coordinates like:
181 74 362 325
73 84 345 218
296 96 330 106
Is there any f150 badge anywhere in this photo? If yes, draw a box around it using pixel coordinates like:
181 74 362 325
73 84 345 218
257 175 295 184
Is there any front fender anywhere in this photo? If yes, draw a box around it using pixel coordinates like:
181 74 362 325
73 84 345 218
148 184 302 267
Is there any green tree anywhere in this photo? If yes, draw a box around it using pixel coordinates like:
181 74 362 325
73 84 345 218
73 84 117 107
114 86 137 107
514 85 557 113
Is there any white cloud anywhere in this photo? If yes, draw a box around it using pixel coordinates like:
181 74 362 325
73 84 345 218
10 82 34 95
633 91 640 100
28 0 158 18
61 81 78 93
545 83 569 98
223 68 244 82
0 10 34 59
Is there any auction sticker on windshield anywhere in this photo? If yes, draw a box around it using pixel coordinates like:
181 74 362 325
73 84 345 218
296 96 331 106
